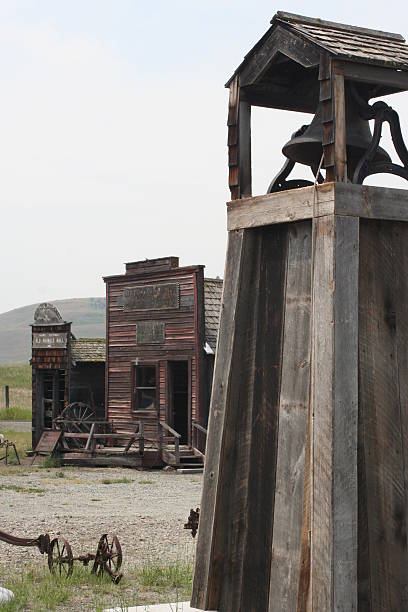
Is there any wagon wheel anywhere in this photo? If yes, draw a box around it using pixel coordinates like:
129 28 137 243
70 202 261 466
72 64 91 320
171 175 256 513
48 537 74 578
54 402 95 448
92 533 123 583
55 402 95 431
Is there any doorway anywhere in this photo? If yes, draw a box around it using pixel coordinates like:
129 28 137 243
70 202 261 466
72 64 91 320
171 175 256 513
168 361 189 445
37 369 65 430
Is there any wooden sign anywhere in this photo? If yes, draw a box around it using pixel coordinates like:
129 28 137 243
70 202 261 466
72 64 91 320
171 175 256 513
32 333 67 349
136 321 165 344
123 283 179 311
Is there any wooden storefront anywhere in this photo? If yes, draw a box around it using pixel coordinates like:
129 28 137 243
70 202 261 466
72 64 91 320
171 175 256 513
104 257 222 453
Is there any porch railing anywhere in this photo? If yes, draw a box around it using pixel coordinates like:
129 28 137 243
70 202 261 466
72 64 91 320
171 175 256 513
192 421 207 455
159 421 181 465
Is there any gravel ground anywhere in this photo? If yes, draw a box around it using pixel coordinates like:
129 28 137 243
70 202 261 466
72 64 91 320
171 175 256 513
0 466 202 574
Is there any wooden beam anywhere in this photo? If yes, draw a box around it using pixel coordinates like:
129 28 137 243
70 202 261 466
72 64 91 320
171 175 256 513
227 183 335 231
238 100 252 197
343 62 408 93
334 183 408 221
332 62 348 182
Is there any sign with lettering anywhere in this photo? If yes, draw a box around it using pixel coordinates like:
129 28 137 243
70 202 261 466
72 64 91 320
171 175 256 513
123 283 179 311
32 333 68 349
136 321 165 345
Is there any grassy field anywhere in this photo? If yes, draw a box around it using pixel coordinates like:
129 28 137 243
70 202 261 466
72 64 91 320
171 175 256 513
0 364 31 418
0 559 193 611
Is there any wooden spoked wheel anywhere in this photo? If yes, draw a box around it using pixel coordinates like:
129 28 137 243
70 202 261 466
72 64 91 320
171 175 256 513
54 402 95 448
55 402 95 431
92 533 123 583
48 537 74 578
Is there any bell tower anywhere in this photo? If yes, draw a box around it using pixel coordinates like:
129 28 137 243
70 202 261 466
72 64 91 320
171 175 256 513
192 12 408 612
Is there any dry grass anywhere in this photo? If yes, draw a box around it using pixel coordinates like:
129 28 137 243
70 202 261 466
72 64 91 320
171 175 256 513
0 364 32 414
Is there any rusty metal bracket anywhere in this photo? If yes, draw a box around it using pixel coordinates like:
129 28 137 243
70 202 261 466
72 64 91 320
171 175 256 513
184 508 200 538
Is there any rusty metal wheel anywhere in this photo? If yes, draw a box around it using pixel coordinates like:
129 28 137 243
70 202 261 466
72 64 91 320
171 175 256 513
48 537 74 578
92 533 123 583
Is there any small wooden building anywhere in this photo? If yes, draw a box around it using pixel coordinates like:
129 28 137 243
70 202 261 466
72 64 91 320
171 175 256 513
103 257 222 453
31 302 105 448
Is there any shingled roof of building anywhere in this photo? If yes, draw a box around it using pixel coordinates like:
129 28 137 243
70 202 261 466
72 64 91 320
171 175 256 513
273 12 408 70
71 337 106 364
204 278 223 353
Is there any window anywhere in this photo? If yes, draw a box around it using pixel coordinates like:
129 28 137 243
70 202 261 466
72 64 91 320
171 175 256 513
132 365 157 411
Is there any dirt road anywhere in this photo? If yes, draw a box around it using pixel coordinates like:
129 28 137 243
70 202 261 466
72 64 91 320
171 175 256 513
0 466 202 573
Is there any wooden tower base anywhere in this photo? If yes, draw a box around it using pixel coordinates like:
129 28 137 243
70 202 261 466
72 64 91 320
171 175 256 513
191 183 408 611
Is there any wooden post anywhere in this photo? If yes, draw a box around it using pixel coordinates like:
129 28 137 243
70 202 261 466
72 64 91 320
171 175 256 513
5 386 9 409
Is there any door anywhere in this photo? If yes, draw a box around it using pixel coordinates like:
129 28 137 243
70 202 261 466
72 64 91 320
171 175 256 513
168 361 189 445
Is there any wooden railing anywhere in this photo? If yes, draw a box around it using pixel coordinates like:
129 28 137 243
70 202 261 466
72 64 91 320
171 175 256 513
159 421 181 465
192 421 207 455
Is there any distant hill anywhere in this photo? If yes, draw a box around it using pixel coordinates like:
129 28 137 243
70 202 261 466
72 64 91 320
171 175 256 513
0 298 106 364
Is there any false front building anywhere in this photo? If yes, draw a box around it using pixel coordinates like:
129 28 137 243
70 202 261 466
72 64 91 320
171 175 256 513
104 257 222 452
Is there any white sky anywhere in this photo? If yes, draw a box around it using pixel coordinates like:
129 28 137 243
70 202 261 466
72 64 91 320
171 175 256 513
1 0 408 313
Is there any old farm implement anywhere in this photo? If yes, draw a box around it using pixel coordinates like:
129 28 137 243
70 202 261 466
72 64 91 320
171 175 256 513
0 529 123 583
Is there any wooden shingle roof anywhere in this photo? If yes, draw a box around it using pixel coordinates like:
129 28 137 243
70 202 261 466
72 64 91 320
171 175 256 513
71 337 106 364
274 12 408 70
204 278 223 353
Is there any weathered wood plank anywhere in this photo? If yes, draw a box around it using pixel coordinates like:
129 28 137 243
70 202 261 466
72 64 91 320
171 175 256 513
238 100 252 197
311 214 334 611
333 215 359 611
205 228 261 612
268 220 312 611
358 219 408 611
334 183 408 221
191 229 259 610
239 224 288 611
332 62 347 182
394 222 408 612
227 183 335 231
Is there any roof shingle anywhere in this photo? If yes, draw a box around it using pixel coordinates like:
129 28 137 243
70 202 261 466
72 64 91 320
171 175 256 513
71 337 106 364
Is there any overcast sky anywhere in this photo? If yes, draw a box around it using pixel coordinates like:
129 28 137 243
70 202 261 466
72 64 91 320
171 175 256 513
1 0 407 314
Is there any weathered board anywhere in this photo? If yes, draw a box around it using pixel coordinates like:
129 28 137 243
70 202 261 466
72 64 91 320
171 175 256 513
136 321 165 345
123 283 180 311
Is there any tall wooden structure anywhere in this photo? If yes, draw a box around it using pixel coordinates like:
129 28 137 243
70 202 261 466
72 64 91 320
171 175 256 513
192 12 408 612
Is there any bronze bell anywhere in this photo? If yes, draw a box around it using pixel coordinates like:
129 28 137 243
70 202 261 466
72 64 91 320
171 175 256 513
282 91 391 179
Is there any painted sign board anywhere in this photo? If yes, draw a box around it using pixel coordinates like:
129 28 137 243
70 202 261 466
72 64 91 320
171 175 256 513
32 333 68 349
123 283 179 311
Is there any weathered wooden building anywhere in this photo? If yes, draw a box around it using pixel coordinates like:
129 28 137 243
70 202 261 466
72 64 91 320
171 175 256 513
31 258 222 466
103 257 222 455
31 303 105 447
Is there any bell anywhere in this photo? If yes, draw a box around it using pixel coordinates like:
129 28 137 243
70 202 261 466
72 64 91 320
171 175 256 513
282 91 390 179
